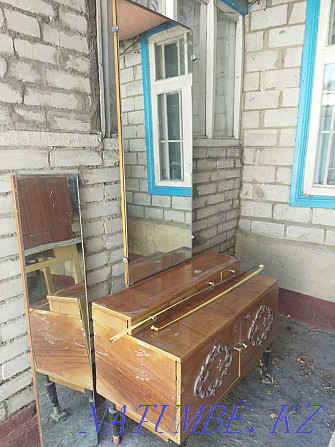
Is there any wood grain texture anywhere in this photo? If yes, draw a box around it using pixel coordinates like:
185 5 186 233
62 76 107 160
135 275 277 361
128 247 191 284
179 320 239 443
95 323 178 438
93 256 279 446
95 253 239 324
30 310 93 390
16 176 74 249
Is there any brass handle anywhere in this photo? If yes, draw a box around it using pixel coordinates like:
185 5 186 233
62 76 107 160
233 343 248 352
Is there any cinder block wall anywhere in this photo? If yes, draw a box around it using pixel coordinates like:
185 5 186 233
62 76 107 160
0 0 123 425
237 0 335 302
193 140 241 255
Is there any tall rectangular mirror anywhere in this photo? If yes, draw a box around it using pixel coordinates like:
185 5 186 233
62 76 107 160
114 0 193 284
11 174 97 447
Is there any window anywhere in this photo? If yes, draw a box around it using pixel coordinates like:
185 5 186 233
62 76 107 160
206 0 243 139
178 0 245 138
291 0 335 208
141 25 192 196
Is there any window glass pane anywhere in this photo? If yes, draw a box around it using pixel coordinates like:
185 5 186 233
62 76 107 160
158 92 183 181
214 10 236 137
327 142 335 184
329 0 335 45
179 38 186 76
164 42 179 78
314 64 335 185
158 94 167 140
155 38 186 80
178 0 204 135
169 142 183 180
155 44 163 80
167 93 181 140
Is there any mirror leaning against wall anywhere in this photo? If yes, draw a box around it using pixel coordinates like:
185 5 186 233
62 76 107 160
11 174 97 447
115 0 193 284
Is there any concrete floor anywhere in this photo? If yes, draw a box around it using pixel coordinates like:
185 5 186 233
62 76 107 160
97 316 335 447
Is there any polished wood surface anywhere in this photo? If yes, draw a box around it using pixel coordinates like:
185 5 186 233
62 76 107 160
128 247 191 284
93 252 239 323
95 324 178 434
30 309 93 390
136 274 277 360
16 176 74 249
93 253 279 444
54 282 86 298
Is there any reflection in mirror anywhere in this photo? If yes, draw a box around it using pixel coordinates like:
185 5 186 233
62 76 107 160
117 0 193 284
12 174 97 447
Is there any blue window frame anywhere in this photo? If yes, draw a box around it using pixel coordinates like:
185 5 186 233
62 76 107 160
140 24 192 197
290 0 335 208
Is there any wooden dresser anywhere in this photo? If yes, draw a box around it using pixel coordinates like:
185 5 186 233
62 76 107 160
93 253 278 444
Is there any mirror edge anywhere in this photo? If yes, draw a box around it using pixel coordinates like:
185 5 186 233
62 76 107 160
112 0 130 287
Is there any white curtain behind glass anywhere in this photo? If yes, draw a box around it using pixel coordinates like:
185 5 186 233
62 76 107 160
178 0 204 136
214 10 236 137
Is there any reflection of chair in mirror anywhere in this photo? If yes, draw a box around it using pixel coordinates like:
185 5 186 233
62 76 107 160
25 243 83 294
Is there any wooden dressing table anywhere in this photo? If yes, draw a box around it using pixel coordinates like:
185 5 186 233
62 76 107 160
93 252 278 444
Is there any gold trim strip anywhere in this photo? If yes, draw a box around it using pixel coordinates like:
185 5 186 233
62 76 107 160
109 269 241 343
151 264 264 332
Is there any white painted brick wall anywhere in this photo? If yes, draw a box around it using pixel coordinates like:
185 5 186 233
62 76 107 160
251 5 288 30
268 25 305 47
240 0 335 255
14 39 58 65
286 225 324 242
1 0 55 16
0 1 96 133
264 108 298 127
52 0 86 13
245 91 280 109
246 50 280 72
4 9 40 38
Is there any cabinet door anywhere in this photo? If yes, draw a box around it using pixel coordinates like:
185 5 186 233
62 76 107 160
240 285 278 376
180 319 239 434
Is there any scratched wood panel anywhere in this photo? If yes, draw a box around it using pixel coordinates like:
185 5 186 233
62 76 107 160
30 310 93 390
92 304 128 332
16 176 74 249
95 323 178 439
95 253 239 325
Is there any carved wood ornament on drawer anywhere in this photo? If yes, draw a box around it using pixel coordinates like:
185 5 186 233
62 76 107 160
248 305 274 347
194 344 233 398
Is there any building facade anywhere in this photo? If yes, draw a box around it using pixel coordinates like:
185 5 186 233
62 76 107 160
0 0 334 444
